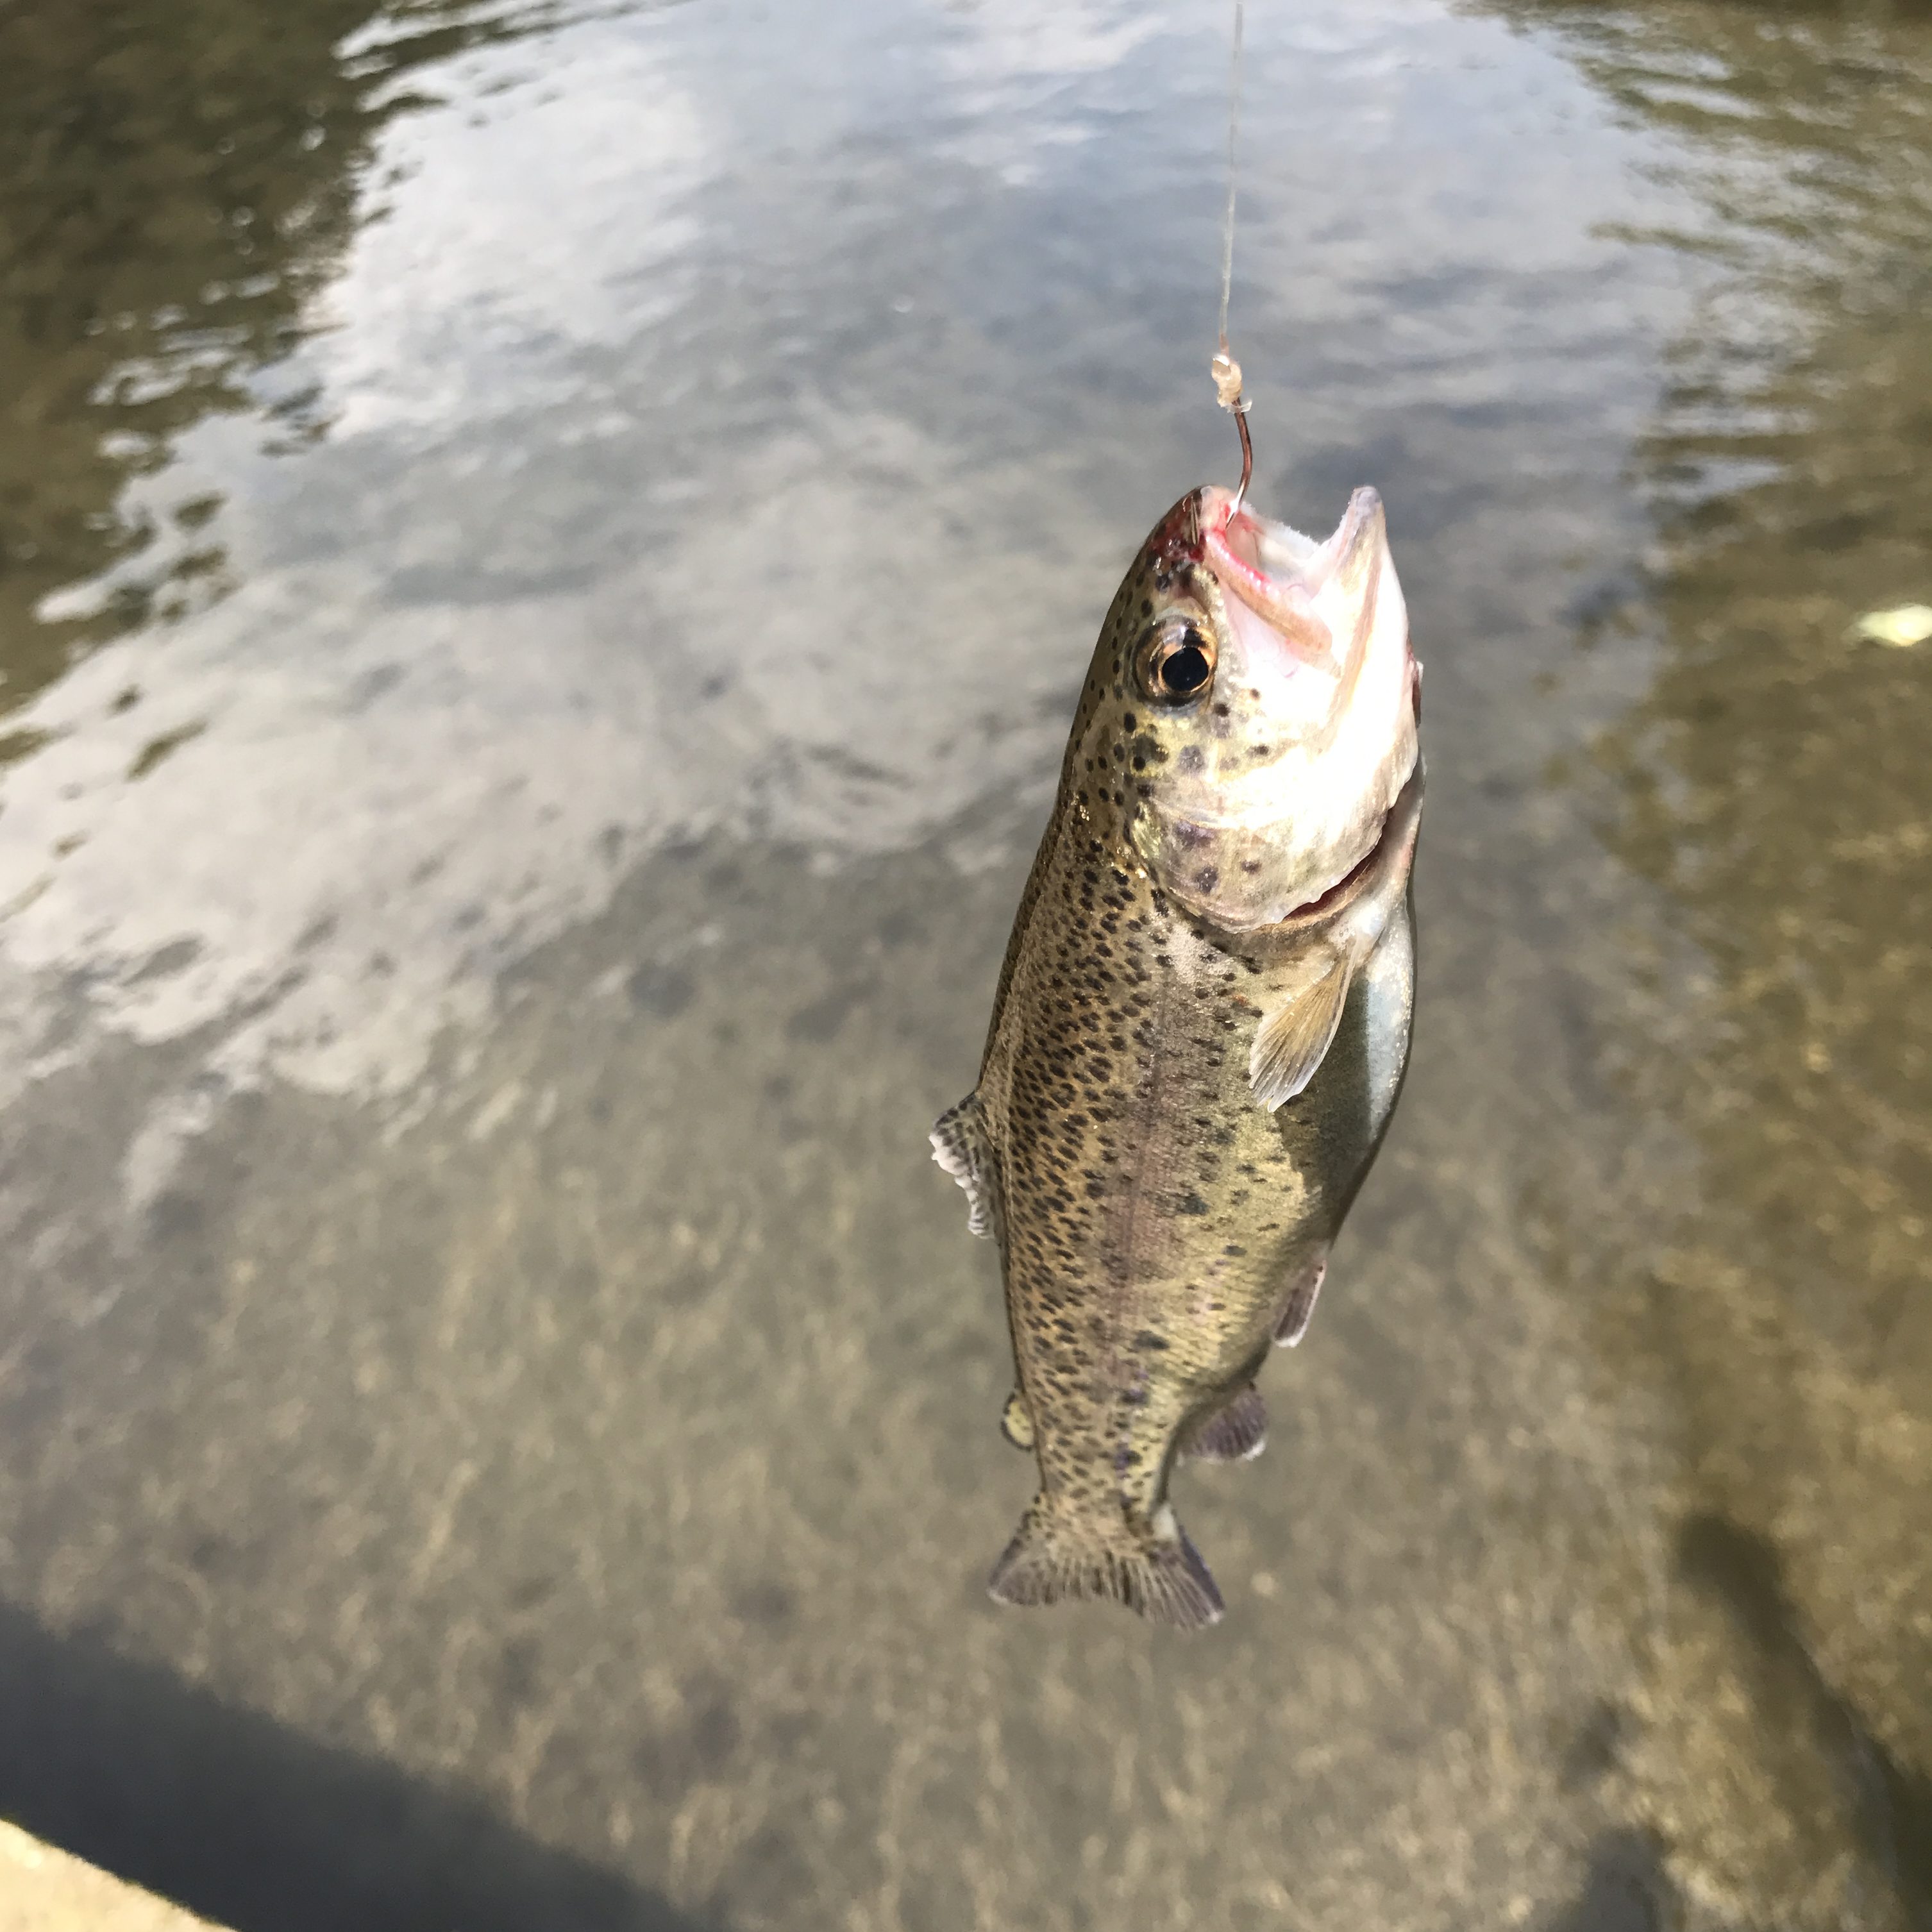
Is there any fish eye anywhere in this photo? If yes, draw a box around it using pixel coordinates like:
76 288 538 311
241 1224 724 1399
1141 617 1216 704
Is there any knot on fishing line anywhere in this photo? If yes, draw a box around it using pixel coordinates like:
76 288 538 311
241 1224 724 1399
1211 349 1248 414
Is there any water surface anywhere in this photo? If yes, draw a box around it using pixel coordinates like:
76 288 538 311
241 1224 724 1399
1 1 1928 1928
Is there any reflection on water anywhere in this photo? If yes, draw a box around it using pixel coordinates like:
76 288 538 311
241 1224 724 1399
0 0 561 720
0 1 1927 1929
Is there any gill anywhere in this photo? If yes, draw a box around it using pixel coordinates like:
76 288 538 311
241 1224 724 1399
1210 0 1253 518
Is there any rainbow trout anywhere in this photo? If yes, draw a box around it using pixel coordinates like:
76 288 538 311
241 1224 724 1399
932 482 1422 1629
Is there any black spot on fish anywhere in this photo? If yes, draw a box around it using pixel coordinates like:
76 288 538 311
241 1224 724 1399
1177 1191 1209 1216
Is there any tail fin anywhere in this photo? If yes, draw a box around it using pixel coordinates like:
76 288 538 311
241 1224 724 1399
987 1496 1223 1629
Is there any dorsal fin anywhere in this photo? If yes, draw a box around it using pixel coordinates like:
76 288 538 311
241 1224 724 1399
930 1093 996 1238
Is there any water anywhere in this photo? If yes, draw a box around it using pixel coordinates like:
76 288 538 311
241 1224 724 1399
1 1 1928 1927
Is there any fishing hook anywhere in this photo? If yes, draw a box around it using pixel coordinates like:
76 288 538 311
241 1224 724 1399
1212 346 1253 521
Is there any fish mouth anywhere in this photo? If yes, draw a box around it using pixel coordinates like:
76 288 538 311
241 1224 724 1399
1199 485 1386 686
1130 483 1419 927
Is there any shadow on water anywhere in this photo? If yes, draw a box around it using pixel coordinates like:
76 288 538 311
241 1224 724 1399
0 0 569 726
1678 1516 1932 1924
1545 1832 1668 1932
0 1597 716 1932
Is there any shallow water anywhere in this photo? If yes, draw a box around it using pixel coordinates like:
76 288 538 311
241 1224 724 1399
1 1 1928 1927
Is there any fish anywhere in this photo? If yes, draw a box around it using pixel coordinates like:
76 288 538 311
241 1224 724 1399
931 480 1423 1629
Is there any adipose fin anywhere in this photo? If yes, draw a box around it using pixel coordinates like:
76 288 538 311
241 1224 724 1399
1000 1389 1035 1452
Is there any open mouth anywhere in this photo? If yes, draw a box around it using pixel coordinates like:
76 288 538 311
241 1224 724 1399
1199 487 1381 682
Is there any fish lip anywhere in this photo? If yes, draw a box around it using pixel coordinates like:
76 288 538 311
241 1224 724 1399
1199 489 1340 674
1199 487 1390 693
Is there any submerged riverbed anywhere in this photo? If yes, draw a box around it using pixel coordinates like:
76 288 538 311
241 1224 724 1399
1 2 1928 1928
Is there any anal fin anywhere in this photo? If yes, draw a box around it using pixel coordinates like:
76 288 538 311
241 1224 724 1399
930 1092 995 1238
1179 1386 1267 1462
1249 952 1354 1110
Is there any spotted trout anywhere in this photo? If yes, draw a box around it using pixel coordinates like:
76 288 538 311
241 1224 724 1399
932 482 1422 1629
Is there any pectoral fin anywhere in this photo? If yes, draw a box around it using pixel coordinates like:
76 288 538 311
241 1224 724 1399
1249 954 1353 1110
930 1092 996 1237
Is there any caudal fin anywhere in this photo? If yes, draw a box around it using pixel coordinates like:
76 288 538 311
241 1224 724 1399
986 1497 1223 1630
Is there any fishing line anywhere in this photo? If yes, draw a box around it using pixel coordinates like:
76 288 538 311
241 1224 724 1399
1215 0 1244 362
1211 0 1254 517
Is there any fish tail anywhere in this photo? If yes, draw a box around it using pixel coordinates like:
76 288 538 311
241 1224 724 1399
986 1496 1223 1630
